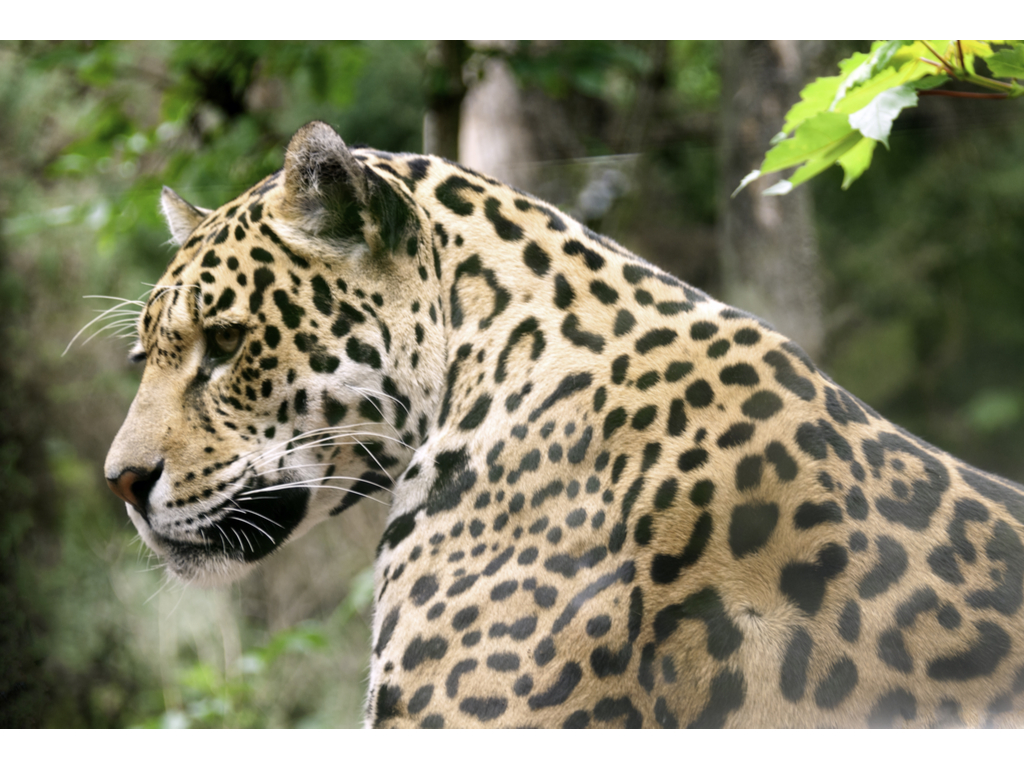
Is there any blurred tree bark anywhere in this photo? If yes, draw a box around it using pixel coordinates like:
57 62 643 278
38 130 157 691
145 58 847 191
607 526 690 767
423 41 468 160
459 48 540 192
718 40 825 359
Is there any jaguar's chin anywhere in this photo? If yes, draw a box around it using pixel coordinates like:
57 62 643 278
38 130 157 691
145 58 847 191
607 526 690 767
128 485 312 586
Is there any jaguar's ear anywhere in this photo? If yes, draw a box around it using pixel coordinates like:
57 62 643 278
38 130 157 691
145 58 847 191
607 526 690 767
160 187 211 246
281 121 369 239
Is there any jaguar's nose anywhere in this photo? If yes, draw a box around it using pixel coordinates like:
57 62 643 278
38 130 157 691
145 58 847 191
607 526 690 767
106 461 164 518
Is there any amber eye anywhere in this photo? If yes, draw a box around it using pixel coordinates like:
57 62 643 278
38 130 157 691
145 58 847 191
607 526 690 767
205 325 244 361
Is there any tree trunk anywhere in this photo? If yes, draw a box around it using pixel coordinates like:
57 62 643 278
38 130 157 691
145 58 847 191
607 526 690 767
458 51 539 192
423 41 467 160
718 40 825 359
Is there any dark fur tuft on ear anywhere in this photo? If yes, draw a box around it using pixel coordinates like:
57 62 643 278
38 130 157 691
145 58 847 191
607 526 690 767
282 121 369 239
161 187 211 245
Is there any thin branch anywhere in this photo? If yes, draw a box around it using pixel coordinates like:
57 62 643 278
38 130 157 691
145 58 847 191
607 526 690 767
920 41 957 77
919 89 1008 100
919 56 956 78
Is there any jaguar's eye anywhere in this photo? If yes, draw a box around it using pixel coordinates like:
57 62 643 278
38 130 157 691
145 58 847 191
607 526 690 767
206 325 244 361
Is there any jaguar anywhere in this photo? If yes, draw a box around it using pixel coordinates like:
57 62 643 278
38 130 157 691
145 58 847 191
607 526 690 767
105 121 1024 727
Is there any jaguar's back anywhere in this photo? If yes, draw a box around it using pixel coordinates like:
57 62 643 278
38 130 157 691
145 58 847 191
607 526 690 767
105 122 1024 727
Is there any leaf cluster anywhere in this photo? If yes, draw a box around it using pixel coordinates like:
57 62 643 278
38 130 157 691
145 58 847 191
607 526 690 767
735 40 1024 196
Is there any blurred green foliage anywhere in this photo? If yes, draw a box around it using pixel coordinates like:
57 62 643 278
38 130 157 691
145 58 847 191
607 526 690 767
11 41 426 254
1 40 1022 729
136 567 374 729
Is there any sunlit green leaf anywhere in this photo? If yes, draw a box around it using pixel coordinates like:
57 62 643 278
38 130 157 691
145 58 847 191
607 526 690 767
782 75 843 133
890 40 951 69
987 43 1024 79
830 40 908 108
838 136 877 189
833 61 921 114
913 74 951 91
836 50 870 77
761 111 856 175
785 129 862 190
848 84 918 148
870 40 910 70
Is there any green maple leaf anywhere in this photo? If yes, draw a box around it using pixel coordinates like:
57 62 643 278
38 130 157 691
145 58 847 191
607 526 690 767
761 111 856 175
987 43 1024 79
837 136 877 189
847 85 918 148
830 40 910 108
782 75 844 134
759 112 862 195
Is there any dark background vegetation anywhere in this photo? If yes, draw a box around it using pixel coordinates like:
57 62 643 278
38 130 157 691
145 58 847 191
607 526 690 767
2 40 1022 728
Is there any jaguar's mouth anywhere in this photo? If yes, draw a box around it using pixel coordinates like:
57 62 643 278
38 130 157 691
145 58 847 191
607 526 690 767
128 481 312 583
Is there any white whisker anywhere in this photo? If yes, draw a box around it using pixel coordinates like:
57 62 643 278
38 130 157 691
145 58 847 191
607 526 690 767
213 524 229 556
229 506 286 530
83 319 140 346
256 436 371 467
208 491 286 536
348 384 411 416
242 475 393 501
241 475 387 494
64 297 144 355
64 286 196 357
344 433 395 482
250 461 332 479
229 516 276 544
252 427 411 470
83 294 147 305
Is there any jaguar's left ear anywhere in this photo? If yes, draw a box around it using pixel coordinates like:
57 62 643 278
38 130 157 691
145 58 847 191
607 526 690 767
160 187 212 245
281 121 370 241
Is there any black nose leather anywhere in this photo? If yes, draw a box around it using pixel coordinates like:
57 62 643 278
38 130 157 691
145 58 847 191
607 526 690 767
106 461 164 518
